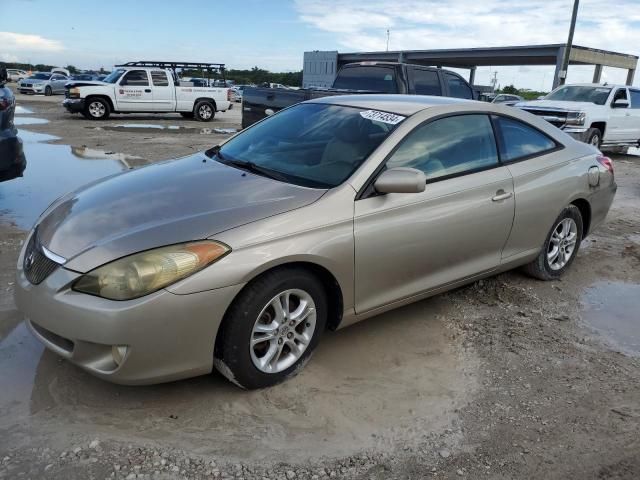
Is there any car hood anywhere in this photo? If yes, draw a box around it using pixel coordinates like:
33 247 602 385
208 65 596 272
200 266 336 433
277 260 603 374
67 81 107 88
36 153 326 272
516 100 597 111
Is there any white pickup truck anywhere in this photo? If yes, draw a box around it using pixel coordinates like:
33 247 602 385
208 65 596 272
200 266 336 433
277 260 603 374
517 83 640 152
63 62 232 121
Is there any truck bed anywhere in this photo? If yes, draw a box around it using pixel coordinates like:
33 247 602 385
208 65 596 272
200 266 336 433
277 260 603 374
241 87 374 128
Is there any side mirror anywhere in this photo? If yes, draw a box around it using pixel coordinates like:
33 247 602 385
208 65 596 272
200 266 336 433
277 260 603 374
612 99 629 108
374 167 426 194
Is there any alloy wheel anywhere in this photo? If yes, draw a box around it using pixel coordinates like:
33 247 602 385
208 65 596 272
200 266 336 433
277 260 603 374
89 101 106 118
250 289 316 373
547 218 578 270
198 104 213 119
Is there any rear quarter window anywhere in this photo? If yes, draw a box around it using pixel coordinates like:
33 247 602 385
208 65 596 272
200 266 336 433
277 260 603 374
494 116 558 162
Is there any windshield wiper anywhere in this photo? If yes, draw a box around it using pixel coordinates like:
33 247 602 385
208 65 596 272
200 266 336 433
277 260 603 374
226 159 288 182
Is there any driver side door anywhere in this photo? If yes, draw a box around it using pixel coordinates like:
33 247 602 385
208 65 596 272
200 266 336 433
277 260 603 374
115 70 153 111
354 114 515 314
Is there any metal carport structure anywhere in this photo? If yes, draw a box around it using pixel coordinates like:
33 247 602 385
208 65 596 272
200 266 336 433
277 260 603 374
302 44 638 89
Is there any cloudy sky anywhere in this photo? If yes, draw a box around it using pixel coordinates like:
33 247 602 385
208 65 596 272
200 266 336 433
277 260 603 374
2 0 639 90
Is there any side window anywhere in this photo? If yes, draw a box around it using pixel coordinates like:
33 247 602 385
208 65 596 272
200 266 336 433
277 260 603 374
386 115 498 181
120 70 149 86
494 116 557 162
151 71 169 87
630 90 640 109
444 73 473 99
410 68 441 96
612 88 628 105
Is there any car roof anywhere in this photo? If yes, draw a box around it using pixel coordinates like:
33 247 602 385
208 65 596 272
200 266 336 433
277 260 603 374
309 94 476 116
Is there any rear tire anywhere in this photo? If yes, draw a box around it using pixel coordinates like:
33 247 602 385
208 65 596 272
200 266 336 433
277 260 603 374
523 205 583 281
214 268 327 389
585 128 602 148
84 97 110 120
44 86 52 96
194 100 215 122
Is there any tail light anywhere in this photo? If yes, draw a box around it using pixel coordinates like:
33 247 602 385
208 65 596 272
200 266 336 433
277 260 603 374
0 97 10 111
227 89 232 102
597 155 614 174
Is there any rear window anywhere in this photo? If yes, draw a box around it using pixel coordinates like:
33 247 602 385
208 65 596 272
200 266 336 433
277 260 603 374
410 68 441 96
333 66 399 93
151 71 169 86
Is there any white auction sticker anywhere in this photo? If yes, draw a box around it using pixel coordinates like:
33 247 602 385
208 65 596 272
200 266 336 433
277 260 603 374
359 110 406 125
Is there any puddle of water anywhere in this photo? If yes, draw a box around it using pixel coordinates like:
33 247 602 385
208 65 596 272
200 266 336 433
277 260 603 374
14 117 49 126
0 296 476 461
581 281 640 357
89 124 238 135
0 129 127 229
14 105 33 115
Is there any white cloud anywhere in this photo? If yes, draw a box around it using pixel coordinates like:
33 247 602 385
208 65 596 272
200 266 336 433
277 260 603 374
0 32 64 54
295 0 640 89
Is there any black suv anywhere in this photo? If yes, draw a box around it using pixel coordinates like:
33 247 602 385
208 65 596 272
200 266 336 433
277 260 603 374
0 65 25 180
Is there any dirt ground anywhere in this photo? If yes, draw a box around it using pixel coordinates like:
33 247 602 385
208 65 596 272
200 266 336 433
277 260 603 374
0 90 639 480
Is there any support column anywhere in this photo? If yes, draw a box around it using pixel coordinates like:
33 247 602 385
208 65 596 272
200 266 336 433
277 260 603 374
626 68 635 86
469 66 476 86
592 64 603 83
553 46 566 89
397 52 405 64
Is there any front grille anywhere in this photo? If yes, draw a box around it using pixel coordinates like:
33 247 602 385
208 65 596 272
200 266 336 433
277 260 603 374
520 108 568 128
23 232 59 285
23 83 32 88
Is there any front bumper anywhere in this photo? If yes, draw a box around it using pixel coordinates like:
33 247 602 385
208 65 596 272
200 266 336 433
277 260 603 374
63 98 85 113
14 237 244 385
18 84 46 94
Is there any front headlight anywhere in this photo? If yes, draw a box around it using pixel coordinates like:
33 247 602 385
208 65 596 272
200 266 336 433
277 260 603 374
68 87 80 98
72 241 230 300
566 111 586 126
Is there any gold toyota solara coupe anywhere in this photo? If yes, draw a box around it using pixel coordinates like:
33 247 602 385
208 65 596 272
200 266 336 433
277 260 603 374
15 95 616 388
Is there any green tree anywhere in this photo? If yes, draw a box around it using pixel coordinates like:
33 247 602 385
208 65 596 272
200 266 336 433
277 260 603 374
502 84 519 94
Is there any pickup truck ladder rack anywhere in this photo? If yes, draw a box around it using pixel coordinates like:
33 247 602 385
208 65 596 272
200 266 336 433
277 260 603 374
115 61 227 85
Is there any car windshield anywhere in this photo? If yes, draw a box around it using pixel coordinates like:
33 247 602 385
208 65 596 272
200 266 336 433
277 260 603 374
30 73 51 80
211 103 404 188
102 69 125 84
545 86 612 105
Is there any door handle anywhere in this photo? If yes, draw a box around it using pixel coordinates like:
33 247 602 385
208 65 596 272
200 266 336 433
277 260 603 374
145 89 151 93
492 190 513 202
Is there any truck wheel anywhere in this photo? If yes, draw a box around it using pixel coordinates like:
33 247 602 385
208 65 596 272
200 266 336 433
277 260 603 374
84 98 110 120
44 86 52 96
194 101 215 122
180 112 194 119
585 128 602 148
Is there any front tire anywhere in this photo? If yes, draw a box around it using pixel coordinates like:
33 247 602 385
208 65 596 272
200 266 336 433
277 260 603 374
214 268 327 389
523 205 583 280
194 100 215 122
84 98 110 120
44 86 52 96
585 128 602 148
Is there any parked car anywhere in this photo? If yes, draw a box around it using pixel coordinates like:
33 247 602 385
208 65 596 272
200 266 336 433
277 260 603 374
231 87 243 102
63 61 232 121
517 83 640 151
0 72 25 179
69 73 104 82
492 94 524 106
7 69 29 82
242 61 475 128
15 95 616 388
18 72 69 95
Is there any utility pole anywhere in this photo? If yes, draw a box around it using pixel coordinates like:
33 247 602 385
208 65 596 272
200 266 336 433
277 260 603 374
386 29 390 52
559 0 579 86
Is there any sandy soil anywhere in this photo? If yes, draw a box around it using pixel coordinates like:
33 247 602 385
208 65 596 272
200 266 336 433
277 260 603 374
0 91 639 480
